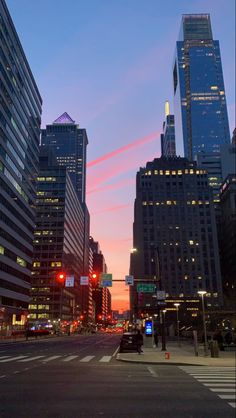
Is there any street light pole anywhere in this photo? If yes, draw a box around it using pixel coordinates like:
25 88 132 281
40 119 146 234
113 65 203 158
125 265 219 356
161 309 166 351
198 290 208 356
174 303 180 347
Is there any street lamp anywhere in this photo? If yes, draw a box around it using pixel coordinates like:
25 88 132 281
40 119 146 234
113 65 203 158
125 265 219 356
198 290 208 356
174 303 180 347
161 309 166 351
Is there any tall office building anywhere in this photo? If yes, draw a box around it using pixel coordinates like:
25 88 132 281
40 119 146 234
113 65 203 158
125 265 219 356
30 148 84 323
41 112 88 204
130 157 222 319
0 0 42 329
160 101 176 157
173 14 230 160
41 113 90 292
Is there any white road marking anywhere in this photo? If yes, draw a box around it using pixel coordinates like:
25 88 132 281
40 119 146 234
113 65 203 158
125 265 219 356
0 375 6 378
203 383 235 387
18 356 45 362
42 355 62 362
210 388 235 393
0 356 10 360
112 347 120 357
228 403 236 408
80 356 95 362
99 356 111 362
147 366 158 377
0 356 27 363
62 356 79 362
218 394 236 400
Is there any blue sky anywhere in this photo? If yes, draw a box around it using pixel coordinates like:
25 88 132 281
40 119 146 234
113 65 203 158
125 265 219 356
6 0 235 311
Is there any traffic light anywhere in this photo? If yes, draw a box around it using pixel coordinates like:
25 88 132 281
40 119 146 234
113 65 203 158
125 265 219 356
91 272 99 287
57 272 66 283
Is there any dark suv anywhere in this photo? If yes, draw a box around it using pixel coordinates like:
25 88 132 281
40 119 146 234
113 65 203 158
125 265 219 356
119 332 138 353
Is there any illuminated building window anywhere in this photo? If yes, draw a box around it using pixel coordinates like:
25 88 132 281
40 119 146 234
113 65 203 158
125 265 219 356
219 91 225 95
142 202 147 206
189 240 194 245
198 276 202 280
0 246 4 255
177 170 182 175
165 171 170 175
166 201 171 205
154 170 158 175
192 258 195 262
37 177 45 181
51 261 62 267
184 275 188 280
29 304 37 310
172 171 176 175
211 86 218 90
159 170 163 175
45 177 56 182
185 169 189 174
192 200 196 205
33 262 40 267
190 169 194 174
17 257 26 267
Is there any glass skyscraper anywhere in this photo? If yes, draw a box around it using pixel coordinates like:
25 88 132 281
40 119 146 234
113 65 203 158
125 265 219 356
41 112 88 205
0 0 42 328
173 14 230 160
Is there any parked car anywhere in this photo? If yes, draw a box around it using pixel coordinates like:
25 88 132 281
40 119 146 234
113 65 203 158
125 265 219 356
119 332 138 353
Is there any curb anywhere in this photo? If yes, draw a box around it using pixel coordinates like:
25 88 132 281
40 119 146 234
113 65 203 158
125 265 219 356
116 357 206 366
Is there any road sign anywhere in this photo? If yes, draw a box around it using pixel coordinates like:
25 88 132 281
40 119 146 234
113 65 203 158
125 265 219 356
65 276 74 287
125 275 134 285
80 276 89 285
156 290 166 300
100 273 112 287
137 283 156 293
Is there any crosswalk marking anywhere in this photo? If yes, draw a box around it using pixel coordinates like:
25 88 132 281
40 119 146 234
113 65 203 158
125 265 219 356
18 356 45 362
0 356 10 360
99 356 111 362
42 355 62 362
80 356 95 362
180 366 236 409
62 356 79 362
0 356 27 363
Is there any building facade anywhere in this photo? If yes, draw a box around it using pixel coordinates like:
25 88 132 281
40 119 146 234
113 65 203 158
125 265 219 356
30 148 84 325
219 175 236 309
0 0 42 330
173 14 230 160
130 157 223 319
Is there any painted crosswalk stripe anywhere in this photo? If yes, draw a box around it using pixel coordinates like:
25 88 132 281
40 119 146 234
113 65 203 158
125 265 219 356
203 383 235 387
99 356 111 362
218 394 236 400
0 356 27 363
0 356 10 360
228 403 236 408
18 356 45 362
80 356 94 362
193 376 235 379
42 355 62 362
210 388 235 393
62 356 79 362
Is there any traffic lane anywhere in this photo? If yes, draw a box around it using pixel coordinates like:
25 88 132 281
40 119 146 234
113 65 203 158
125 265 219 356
0 363 235 418
0 334 120 375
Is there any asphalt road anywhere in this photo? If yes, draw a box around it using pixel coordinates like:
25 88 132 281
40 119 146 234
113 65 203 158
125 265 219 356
0 333 235 418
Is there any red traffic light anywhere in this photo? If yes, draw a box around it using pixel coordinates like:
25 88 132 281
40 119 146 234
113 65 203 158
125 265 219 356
92 273 97 279
57 272 66 283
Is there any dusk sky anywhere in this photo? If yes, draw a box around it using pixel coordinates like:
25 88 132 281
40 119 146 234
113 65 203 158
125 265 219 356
7 0 235 312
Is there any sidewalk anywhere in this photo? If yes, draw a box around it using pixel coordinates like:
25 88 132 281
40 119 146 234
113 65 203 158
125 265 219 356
116 338 236 367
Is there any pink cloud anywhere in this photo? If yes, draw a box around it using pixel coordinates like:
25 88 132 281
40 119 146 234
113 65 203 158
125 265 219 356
90 203 132 215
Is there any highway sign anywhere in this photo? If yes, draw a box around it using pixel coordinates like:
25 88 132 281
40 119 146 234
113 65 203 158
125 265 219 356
100 273 112 287
137 283 156 293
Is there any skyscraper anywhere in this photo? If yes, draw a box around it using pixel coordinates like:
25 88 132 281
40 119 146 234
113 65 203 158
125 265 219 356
160 101 176 157
41 113 88 204
0 0 42 328
173 14 230 160
130 157 222 319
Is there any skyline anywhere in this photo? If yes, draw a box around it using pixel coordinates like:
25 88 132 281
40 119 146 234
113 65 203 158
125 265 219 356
7 0 235 311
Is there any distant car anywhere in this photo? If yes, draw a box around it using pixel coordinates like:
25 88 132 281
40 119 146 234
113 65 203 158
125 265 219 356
119 332 138 353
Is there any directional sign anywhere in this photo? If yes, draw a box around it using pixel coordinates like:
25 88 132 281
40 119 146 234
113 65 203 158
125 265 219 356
125 275 134 286
137 283 156 293
80 276 89 285
65 276 74 287
100 273 112 287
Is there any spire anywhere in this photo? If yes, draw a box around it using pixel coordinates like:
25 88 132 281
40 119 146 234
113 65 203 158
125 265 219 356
165 100 170 117
53 112 75 124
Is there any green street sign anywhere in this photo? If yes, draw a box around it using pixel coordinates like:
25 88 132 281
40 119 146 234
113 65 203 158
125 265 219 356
137 283 156 293
100 273 113 287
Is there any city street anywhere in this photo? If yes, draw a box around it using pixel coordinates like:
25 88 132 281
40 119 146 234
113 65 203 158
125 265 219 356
0 334 235 418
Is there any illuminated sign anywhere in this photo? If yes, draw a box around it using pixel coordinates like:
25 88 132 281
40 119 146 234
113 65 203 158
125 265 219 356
145 320 153 336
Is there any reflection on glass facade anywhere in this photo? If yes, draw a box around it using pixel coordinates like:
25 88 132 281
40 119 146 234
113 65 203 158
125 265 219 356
173 14 230 160
0 0 42 327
